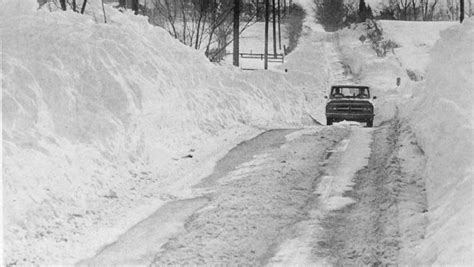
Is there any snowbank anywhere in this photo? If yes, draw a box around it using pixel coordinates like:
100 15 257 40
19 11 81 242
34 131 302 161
334 20 456 124
407 19 473 265
364 19 473 264
380 20 456 79
1 1 326 264
336 18 473 264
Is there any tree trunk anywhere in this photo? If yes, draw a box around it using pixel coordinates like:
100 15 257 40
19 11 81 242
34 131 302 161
233 0 240 66
460 0 465 22
429 0 438 20
164 0 179 39
264 0 269 69
198 12 208 49
60 0 66 10
81 0 88 14
412 0 417 20
469 0 473 16
196 12 204 49
181 1 188 45
272 0 277 57
101 0 107 23
256 0 261 20
359 0 366 21
206 11 218 56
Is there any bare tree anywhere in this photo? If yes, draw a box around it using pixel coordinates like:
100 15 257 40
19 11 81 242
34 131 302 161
446 0 458 20
469 0 473 16
314 0 346 31
395 0 411 20
411 0 419 20
101 0 107 23
150 0 257 62
81 0 88 14
446 0 468 21
418 0 438 20
379 0 429 20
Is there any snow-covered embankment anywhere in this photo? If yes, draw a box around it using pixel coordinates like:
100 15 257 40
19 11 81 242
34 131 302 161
1 0 325 264
336 19 473 264
407 19 473 265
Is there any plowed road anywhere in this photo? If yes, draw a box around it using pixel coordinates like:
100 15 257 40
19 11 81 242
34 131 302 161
80 124 377 266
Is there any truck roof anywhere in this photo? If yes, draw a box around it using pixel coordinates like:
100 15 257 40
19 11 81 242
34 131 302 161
331 85 369 88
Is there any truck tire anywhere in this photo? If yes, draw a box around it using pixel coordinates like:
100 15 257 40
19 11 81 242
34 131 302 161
327 118 333 126
367 119 373 127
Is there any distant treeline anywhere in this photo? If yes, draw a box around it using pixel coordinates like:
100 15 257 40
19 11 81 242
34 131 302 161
314 0 471 32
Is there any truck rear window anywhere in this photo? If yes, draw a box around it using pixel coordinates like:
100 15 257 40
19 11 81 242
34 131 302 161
331 87 370 99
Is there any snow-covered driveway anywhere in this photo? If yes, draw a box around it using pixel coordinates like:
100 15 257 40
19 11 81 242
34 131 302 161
79 125 379 265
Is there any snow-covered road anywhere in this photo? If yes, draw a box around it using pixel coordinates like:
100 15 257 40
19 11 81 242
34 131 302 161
4 0 471 265
79 124 380 265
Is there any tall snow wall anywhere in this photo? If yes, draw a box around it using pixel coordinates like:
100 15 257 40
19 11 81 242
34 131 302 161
1 1 320 264
334 19 472 264
409 19 473 265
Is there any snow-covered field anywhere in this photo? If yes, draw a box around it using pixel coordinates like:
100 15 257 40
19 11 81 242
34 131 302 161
222 21 288 70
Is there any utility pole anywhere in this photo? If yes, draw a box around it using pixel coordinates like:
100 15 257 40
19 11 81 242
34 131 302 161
460 0 465 23
272 0 277 58
233 0 240 67
264 0 269 69
278 0 281 50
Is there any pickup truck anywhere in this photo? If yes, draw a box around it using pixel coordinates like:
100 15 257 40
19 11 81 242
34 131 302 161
325 85 376 127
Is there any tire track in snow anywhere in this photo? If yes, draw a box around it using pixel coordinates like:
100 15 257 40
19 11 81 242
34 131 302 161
78 127 349 266
268 126 373 266
325 33 355 85
148 127 349 266
316 118 428 266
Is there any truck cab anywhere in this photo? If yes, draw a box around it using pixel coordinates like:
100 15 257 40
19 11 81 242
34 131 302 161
325 85 376 127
